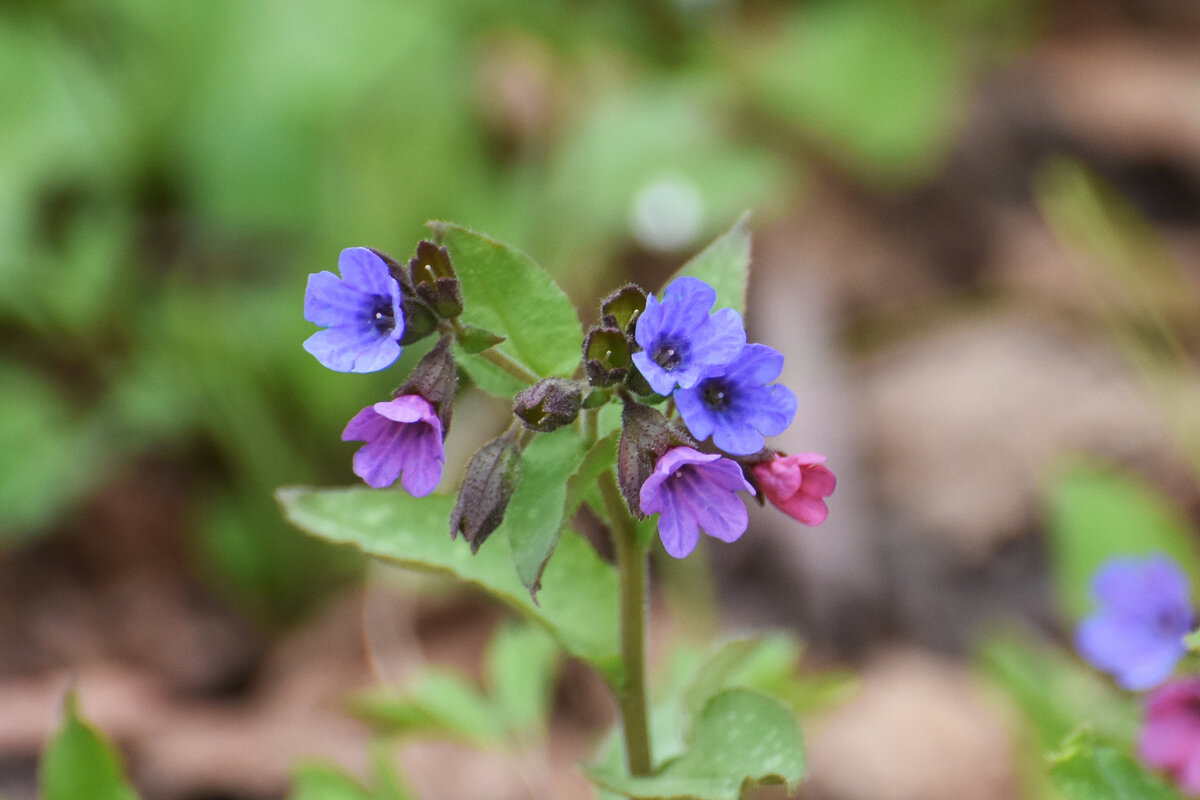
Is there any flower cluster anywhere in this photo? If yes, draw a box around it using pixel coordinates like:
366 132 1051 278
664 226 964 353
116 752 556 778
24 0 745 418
1076 554 1200 795
304 239 835 560
303 245 461 496
614 277 834 558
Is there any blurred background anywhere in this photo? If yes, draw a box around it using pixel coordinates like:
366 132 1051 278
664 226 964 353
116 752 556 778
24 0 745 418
3 0 1200 798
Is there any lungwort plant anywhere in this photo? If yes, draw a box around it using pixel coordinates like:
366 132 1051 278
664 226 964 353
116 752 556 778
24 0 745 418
276 217 836 797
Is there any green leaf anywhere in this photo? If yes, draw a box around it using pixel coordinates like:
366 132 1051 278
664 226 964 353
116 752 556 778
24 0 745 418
485 622 561 741
665 214 751 316
276 488 622 682
431 222 582 379
501 428 589 595
978 632 1138 752
565 432 619 521
681 635 803 721
1047 463 1200 622
351 671 507 746
288 764 370 800
41 693 139 800
458 324 506 354
1049 730 1182 800
587 689 805 800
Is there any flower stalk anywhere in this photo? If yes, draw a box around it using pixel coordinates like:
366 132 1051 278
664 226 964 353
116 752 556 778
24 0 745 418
600 467 653 776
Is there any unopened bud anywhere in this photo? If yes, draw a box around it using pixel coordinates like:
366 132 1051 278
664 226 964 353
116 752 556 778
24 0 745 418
513 378 583 433
584 326 632 387
600 284 647 336
409 240 464 318
450 432 523 553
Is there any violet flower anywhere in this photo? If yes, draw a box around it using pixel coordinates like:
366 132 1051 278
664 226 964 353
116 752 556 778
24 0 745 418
342 395 444 496
304 247 405 373
1076 555 1193 690
674 343 796 455
639 446 755 559
1140 678 1200 795
631 277 745 396
752 452 836 525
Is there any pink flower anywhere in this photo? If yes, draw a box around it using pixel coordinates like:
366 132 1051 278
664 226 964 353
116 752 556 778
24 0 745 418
342 395 445 496
1140 678 1200 795
751 452 836 525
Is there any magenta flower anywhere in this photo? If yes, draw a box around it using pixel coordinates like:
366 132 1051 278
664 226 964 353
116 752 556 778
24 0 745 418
631 277 745 396
304 247 405 373
639 446 755 559
1077 555 1193 690
342 395 444 496
675 343 797 455
1140 678 1200 795
752 452 836 525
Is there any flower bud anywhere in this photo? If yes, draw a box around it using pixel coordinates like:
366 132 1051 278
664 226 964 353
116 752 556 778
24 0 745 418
396 335 457 433
513 378 584 432
617 400 694 518
408 240 464 319
583 326 632 387
450 431 523 553
600 284 647 336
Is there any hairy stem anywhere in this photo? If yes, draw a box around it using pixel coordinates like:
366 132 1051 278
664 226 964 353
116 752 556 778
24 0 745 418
447 319 539 384
600 469 653 776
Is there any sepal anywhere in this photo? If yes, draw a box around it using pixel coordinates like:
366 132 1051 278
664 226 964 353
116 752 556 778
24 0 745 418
513 378 584 433
584 326 632 387
409 240 464 318
396 335 458 433
600 284 647 336
451 430 523 552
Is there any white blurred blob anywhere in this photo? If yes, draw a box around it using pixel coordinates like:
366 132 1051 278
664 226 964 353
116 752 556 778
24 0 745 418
629 174 704 253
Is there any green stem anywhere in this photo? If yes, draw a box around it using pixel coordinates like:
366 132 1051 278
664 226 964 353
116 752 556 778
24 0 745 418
447 318 539 384
600 469 653 776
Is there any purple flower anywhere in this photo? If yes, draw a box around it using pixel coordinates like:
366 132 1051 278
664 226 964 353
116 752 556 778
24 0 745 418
342 395 444 496
674 343 796 455
639 446 755 559
1076 555 1193 690
631 277 745 396
1140 678 1200 795
304 247 405 373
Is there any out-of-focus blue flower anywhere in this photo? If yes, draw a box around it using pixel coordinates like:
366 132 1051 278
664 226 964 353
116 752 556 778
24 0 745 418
342 395 444 496
1077 555 1193 690
631 277 745 396
639 446 755 558
674 343 796 455
304 247 405 372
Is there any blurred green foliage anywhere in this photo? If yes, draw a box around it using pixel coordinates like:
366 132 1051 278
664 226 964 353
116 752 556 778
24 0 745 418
1 0 1036 622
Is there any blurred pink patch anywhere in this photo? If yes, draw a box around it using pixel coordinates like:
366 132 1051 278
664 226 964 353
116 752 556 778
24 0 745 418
1140 677 1200 795
752 452 836 526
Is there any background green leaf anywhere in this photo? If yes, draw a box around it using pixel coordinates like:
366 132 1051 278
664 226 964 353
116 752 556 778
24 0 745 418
276 487 621 682
40 693 139 800
1049 730 1182 800
587 688 805 800
1047 462 1200 622
350 671 507 746
665 215 751 316
431 222 582 379
485 621 562 741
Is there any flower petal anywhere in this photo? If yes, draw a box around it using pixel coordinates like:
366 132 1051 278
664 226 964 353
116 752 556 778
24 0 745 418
304 270 371 327
338 247 394 296
656 487 701 558
397 425 445 497
691 307 746 367
682 470 749 543
724 343 784 385
674 386 718 441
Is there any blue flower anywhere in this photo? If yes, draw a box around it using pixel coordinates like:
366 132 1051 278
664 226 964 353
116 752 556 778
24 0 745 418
631 277 745 396
674 343 796 455
1077 555 1194 690
304 247 405 373
342 394 445 496
639 446 755 558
